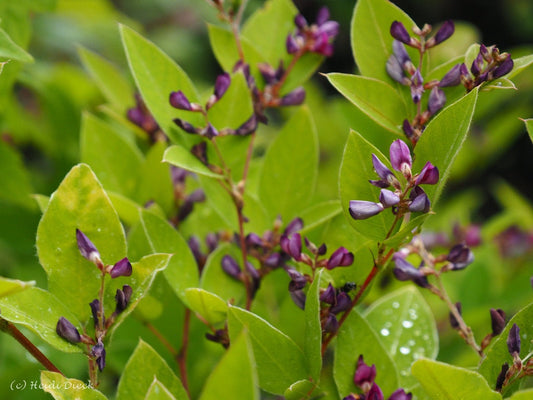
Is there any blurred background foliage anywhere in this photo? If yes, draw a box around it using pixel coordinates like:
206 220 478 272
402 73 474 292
0 0 532 399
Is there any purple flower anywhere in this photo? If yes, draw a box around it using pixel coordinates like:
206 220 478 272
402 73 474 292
408 187 430 213
323 314 339 333
214 73 231 99
490 308 506 336
201 123 219 139
326 247 354 269
371 154 396 186
173 118 198 134
393 257 430 288
110 257 132 278
284 217 304 235
389 139 412 172
234 114 258 136
439 64 464 87
330 292 351 314
169 90 192 111
507 323 521 355
367 383 384 400
416 162 439 185
221 255 241 280
280 87 306 106
115 285 132 314
90 299 101 328
290 290 306 310
388 388 413 400
320 283 336 304
76 229 101 264
349 201 384 220
390 21 412 45
286 34 300 54
56 317 81 344
280 233 302 261
428 87 446 114
432 20 454 45
409 69 424 104
386 41 411 84
286 268 307 291
491 54 514 79
379 189 400 208
353 355 376 388
495 363 509 391
91 339 106 372
446 244 474 270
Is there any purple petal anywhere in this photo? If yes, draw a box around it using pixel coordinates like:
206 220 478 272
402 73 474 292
280 87 306 106
390 21 411 44
280 233 302 261
433 20 454 44
169 90 192 110
110 257 132 278
408 191 431 213
428 87 446 114
326 247 354 269
173 118 198 134
491 55 514 79
315 7 330 26
379 189 400 208
507 323 521 355
76 229 100 264
446 244 474 270
294 14 307 30
353 355 376 387
439 63 464 87
388 388 413 400
348 200 384 220
372 154 394 183
320 283 336 304
318 21 339 38
415 162 439 185
221 255 241 280
330 292 351 314
234 114 258 136
56 317 81 344
393 258 429 288
286 35 300 54
214 73 231 99
490 308 506 336
284 217 304 235
389 139 412 172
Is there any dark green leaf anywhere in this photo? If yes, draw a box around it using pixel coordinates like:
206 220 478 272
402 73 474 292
0 27 33 62
0 140 34 209
163 145 223 179
185 288 228 325
304 270 323 382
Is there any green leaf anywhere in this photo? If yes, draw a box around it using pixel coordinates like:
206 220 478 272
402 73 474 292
78 46 134 111
506 54 533 80
80 113 143 197
326 74 406 135
299 200 343 235
0 139 34 209
207 71 254 130
117 339 188 400
258 106 318 221
228 306 308 394
163 145 223 179
412 359 501 400
40 371 107 400
0 287 82 353
414 87 479 205
200 243 245 305
108 191 143 227
0 27 33 62
120 24 201 145
507 389 533 400
284 380 319 400
36 164 126 321
351 0 416 82
138 209 199 305
197 174 237 230
145 380 177 400
334 310 399 398
136 141 174 214
199 331 259 400
304 270 322 382
339 130 396 240
479 301 533 396
33 194 50 213
185 288 227 325
0 277 34 298
364 286 439 389
524 118 533 144
107 253 171 338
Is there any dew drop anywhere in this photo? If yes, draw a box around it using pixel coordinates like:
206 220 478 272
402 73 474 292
414 329 421 337
402 320 414 329
392 302 400 309
384 322 392 328
422 334 429 340
399 346 411 355
408 339 415 346
380 328 390 337
400 370 409 376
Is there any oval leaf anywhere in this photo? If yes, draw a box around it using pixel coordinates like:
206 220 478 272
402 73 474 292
304 270 323 382
163 145 222 179
41 371 107 400
185 288 228 325
0 277 34 298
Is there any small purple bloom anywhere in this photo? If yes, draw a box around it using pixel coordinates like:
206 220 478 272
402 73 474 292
286 268 307 291
234 114 258 136
290 289 306 310
202 123 219 139
326 247 354 269
286 34 300 54
372 154 395 185
76 229 101 264
284 217 304 235
90 299 101 328
408 187 430 213
367 383 384 400
320 283 336 304
439 64 464 87
173 118 198 134
323 313 339 333
169 90 192 111
115 285 132 314
410 69 424 104
91 339 106 372
379 189 400 208
507 323 521 355
416 162 439 185
495 363 509 391
348 201 384 220
433 20 454 45
110 257 132 278
214 73 231 99
221 255 241 280
280 233 302 261
393 257 429 288
490 308 506 336
446 244 474 270
491 55 514 79
280 87 306 106
294 14 307 29
330 292 351 314
388 388 413 400
389 139 412 172
471 53 484 76
353 355 376 388
402 119 415 140
56 317 81 344
428 87 446 114
390 21 412 45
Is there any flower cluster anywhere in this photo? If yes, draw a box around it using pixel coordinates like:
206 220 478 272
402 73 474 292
349 139 439 221
440 44 513 92
387 21 454 142
343 355 412 400
319 283 353 334
286 7 339 57
56 230 134 372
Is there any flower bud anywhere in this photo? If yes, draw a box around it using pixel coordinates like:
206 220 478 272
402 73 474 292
495 363 509 391
410 69 424 104
91 339 106 372
284 217 304 235
408 188 430 213
201 123 218 139
280 233 302 261
286 268 307 291
320 283 336 304
115 285 132 314
439 63 464 87
76 229 101 265
221 255 241 280
326 247 354 269
354 355 376 388
173 118 198 134
372 154 395 186
491 55 514 79
428 87 446 114
379 189 400 208
415 162 439 185
188 236 204 266
56 317 81 344
290 289 306 310
286 34 300 54
393 258 429 288
110 257 132 278
432 20 454 45
264 252 282 268
169 91 192 111
245 233 263 247
367 383 384 400
330 292 351 314
507 323 521 355
490 308 506 336
390 21 412 45
280 87 306 106
471 53 484 76
446 244 474 270
323 313 339 334
402 119 415 140
90 299 101 328
234 114 257 136
214 73 231 99
389 139 412 173
349 201 384 220
389 388 413 400
294 14 307 30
